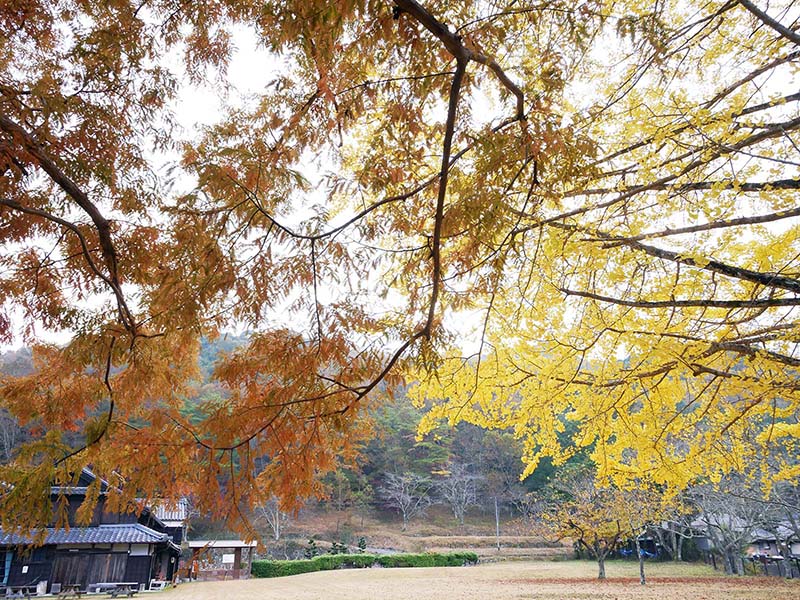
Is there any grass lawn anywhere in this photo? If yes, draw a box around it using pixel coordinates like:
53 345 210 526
167 560 800 599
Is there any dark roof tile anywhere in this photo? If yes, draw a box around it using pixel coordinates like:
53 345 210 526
0 524 171 546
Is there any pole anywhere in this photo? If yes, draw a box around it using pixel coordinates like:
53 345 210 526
494 497 500 551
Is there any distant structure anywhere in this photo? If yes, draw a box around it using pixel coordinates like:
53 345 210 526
186 540 257 581
152 499 190 545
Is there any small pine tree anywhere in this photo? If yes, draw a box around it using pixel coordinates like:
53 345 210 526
329 541 349 555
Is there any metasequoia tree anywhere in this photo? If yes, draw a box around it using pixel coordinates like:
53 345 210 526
0 0 798 534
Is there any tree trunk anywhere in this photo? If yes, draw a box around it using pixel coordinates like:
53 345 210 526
724 551 741 575
635 536 646 585
676 532 684 562
597 548 606 580
669 528 677 561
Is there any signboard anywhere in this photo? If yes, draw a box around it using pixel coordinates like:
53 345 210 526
222 554 235 564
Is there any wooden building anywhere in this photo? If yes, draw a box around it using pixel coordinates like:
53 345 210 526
152 499 189 545
0 470 180 593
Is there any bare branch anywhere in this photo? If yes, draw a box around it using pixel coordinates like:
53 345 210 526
549 221 800 294
560 288 800 309
0 114 136 334
568 178 800 198
394 0 525 120
600 205 800 242
737 0 800 46
425 58 467 337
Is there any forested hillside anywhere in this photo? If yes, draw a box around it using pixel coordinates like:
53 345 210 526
0 338 567 530
190 337 576 523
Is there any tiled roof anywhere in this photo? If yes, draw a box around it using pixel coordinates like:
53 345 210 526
153 499 189 523
187 540 257 548
0 524 172 546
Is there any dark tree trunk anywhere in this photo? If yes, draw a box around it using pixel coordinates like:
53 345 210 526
724 551 741 575
635 537 646 585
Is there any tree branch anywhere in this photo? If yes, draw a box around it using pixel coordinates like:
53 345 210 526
335 71 455 96
531 115 800 231
54 337 117 466
567 178 800 198
600 205 800 242
737 0 800 46
560 288 800 309
549 221 800 294
0 198 134 328
591 77 800 169
425 58 467 337
0 114 136 334
394 0 525 120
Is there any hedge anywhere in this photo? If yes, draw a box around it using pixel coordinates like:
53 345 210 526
251 551 479 578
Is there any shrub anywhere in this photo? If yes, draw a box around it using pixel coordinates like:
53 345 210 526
251 559 321 578
251 551 478 578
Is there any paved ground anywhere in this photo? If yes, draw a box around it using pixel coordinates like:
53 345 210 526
166 560 800 600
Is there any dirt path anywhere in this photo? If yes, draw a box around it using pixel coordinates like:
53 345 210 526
165 560 800 600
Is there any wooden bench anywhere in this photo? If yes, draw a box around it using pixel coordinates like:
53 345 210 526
90 583 139 597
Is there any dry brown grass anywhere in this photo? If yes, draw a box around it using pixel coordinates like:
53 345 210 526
274 507 566 560
166 560 800 600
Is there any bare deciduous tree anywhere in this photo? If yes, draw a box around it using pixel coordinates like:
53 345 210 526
256 495 290 541
690 477 771 575
0 409 21 463
435 462 481 526
379 472 432 531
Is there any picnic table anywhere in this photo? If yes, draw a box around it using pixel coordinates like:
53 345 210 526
57 584 83 599
148 581 168 591
91 583 139 598
108 586 137 599
3 586 36 599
